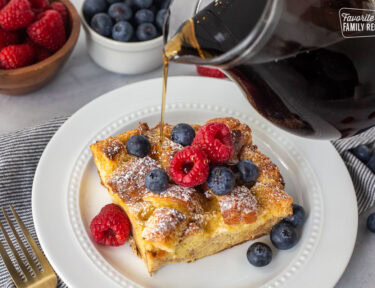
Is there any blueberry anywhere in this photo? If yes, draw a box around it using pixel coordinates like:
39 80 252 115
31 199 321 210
207 167 235 195
126 135 151 157
83 0 108 21
284 204 306 228
351 144 371 164
108 3 132 22
145 169 169 193
124 0 133 6
367 154 375 173
271 222 298 250
136 23 159 41
91 13 113 37
156 8 168 30
112 21 134 42
106 0 121 5
134 9 154 25
237 160 258 183
247 242 272 267
367 213 375 233
171 123 195 146
133 0 153 9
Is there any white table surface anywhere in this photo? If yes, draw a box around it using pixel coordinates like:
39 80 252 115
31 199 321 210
0 0 374 287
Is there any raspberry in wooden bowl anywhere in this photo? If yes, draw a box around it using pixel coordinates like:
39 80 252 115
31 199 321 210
0 0 80 95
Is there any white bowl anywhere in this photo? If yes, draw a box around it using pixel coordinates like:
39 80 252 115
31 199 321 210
80 10 163 75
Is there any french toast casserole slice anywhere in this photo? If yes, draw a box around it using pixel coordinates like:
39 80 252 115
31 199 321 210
90 117 293 274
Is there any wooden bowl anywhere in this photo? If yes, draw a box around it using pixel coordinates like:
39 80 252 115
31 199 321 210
0 0 81 95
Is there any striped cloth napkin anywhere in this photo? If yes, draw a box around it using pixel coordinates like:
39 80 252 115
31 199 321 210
0 117 374 287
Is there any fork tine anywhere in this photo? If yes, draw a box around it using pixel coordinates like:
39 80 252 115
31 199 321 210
2 208 39 275
0 231 25 288
0 222 24 287
10 206 55 274
0 210 32 281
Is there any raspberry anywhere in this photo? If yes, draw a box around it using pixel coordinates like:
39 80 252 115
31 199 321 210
192 122 234 163
169 146 209 187
0 29 19 49
0 0 8 10
29 0 49 10
27 10 66 52
0 0 35 31
51 2 68 27
196 66 227 79
90 204 131 246
25 36 52 61
0 44 34 69
34 45 51 61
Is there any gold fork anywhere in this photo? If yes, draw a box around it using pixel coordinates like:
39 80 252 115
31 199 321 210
0 206 57 288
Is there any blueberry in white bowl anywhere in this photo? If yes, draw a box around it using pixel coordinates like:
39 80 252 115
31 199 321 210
83 0 170 42
112 21 134 42
135 9 155 25
108 3 133 22
136 23 158 41
133 0 153 9
156 9 168 30
81 0 171 73
83 0 108 21
91 13 113 37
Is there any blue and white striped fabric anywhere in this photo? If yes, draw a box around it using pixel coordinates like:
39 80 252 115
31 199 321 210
333 127 375 213
0 117 374 287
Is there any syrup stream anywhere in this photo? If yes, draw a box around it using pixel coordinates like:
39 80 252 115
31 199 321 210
160 54 169 141
161 18 205 142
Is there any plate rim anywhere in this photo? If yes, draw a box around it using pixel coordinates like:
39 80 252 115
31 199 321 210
32 76 358 288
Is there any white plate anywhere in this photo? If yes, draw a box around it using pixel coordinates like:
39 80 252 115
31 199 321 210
32 76 357 288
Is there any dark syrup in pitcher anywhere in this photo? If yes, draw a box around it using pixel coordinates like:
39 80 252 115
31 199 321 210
164 0 375 139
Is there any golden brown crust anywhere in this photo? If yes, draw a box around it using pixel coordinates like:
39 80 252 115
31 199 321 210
142 207 188 250
90 117 293 275
217 186 258 225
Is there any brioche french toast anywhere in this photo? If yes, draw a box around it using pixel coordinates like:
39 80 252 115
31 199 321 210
90 117 293 274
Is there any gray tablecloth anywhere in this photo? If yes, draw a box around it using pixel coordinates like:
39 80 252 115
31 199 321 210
0 117 374 288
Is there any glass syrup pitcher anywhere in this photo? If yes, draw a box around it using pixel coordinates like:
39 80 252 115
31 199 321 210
163 0 375 139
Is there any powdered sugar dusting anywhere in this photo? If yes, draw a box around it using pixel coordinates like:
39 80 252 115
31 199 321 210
160 185 196 202
162 138 183 151
142 207 187 241
161 137 183 163
108 156 161 200
253 182 290 203
219 186 258 215
144 185 204 214
183 213 205 236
